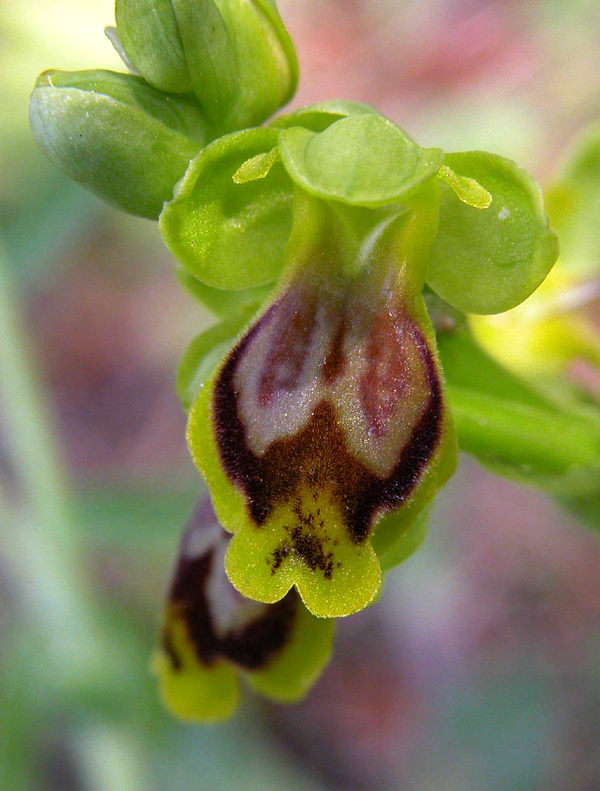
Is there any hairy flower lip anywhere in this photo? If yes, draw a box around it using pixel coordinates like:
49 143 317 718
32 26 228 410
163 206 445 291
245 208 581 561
187 191 455 618
213 298 444 540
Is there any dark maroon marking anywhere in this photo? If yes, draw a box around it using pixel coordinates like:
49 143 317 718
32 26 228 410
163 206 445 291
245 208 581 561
269 503 335 580
163 499 299 672
320 316 347 384
219 594 296 670
270 542 290 573
167 551 217 666
258 288 317 407
213 308 444 547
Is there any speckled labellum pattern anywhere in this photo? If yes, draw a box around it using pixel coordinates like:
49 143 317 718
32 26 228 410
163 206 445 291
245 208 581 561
188 195 455 618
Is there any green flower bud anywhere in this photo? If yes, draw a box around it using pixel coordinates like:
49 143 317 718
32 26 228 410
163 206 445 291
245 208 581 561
29 69 208 219
115 0 299 131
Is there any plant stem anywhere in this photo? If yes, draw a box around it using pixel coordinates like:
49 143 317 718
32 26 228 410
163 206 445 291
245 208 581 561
0 243 146 791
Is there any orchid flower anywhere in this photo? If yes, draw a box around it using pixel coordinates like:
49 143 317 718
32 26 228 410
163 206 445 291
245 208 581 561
29 0 583 720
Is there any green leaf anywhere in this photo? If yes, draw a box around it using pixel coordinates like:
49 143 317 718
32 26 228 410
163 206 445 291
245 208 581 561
545 121 600 276
437 327 557 412
439 327 600 492
160 127 293 289
427 151 559 314
559 490 600 532
29 69 207 220
271 100 382 132
447 384 600 493
278 114 444 207
174 263 273 316
176 310 255 411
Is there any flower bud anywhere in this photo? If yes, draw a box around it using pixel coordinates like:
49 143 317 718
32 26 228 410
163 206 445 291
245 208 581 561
29 69 208 219
115 0 298 131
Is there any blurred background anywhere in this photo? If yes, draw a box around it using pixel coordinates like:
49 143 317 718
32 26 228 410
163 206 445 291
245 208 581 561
2 1 600 789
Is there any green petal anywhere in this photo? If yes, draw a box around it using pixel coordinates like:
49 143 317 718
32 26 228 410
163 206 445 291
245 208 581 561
160 127 293 289
29 69 207 219
278 115 443 207
427 151 559 314
175 263 273 316
271 100 382 132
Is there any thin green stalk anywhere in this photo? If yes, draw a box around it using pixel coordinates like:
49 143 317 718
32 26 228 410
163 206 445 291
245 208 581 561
0 242 94 642
0 243 146 791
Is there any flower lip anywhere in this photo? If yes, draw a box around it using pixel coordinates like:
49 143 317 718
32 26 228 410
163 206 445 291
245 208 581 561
213 300 443 545
187 191 456 617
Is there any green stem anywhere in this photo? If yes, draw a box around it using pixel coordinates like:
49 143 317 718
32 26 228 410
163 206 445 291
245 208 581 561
0 243 94 642
0 253 71 535
0 244 145 791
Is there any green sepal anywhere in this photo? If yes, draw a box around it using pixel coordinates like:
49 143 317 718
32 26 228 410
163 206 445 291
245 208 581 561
271 100 382 132
278 114 444 207
116 0 298 131
176 309 256 411
29 69 207 219
438 328 600 494
244 606 334 702
427 151 559 314
174 263 273 316
160 127 293 289
545 121 600 276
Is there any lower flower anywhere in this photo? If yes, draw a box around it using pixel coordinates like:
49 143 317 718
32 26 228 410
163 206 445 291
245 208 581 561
152 498 334 723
